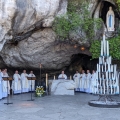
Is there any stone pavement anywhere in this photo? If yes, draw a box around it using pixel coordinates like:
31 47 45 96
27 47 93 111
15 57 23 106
0 93 120 120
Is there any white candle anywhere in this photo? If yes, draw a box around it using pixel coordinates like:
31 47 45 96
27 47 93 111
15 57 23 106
109 56 111 64
111 65 113 72
114 65 117 76
105 62 106 71
107 41 109 56
101 41 103 56
99 64 100 72
96 71 98 79
46 73 48 88
102 65 103 72
106 58 108 64
103 56 104 64
99 57 102 64
109 72 111 80
108 64 110 72
100 78 101 87
97 64 98 71
99 72 101 79
103 34 106 55
106 71 108 79
104 85 105 94
114 87 115 94
116 73 118 86
70 75 72 80
107 84 109 94
112 73 115 81
111 85 112 94
101 87 102 94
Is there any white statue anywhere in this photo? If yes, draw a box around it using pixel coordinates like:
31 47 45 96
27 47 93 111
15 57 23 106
106 6 115 31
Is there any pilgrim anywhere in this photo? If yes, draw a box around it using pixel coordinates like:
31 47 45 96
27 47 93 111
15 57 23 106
28 71 36 91
21 70 29 93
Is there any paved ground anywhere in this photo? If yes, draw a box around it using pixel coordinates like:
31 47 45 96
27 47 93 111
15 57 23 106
0 93 120 120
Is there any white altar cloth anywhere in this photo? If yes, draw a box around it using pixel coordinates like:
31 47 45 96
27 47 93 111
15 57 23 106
51 80 75 95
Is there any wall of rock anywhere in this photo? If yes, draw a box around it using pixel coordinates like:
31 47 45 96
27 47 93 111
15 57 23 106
0 0 117 71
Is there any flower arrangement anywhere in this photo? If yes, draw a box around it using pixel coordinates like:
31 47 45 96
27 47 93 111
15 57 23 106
35 86 45 97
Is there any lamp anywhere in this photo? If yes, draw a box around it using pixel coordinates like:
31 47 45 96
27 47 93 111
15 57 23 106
80 46 85 51
74 44 77 48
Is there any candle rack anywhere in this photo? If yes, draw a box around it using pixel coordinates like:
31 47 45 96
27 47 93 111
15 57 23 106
88 34 120 108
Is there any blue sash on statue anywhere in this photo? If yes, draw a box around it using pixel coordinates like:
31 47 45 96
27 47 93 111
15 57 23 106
109 15 112 27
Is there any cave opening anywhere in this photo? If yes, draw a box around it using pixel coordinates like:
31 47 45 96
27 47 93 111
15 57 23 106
66 54 98 75
100 1 119 28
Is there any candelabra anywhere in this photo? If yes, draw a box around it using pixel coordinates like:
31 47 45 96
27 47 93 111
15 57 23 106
88 34 120 108
95 34 119 95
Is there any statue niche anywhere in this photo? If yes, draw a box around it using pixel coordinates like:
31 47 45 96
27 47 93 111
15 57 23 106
106 6 115 32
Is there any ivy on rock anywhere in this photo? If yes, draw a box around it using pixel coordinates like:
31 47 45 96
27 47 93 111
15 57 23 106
90 35 120 60
52 0 102 42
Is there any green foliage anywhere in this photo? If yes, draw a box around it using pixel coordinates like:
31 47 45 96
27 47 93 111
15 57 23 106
116 0 120 8
89 40 101 59
52 0 102 42
90 35 120 60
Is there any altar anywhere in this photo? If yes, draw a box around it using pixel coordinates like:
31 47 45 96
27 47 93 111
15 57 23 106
51 80 75 95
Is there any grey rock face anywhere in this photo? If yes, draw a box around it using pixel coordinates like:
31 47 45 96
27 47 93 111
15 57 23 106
0 0 116 70
0 0 70 69
1 28 91 69
0 0 67 50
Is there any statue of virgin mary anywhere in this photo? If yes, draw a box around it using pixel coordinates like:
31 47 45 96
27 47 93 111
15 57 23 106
106 6 115 31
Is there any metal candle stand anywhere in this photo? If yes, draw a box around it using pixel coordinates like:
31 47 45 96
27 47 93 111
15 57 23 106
88 34 120 108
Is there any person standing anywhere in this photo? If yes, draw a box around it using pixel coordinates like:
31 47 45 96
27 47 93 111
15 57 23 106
12 70 21 94
90 70 97 93
1 69 10 97
85 70 91 93
80 70 86 92
28 71 36 91
58 71 67 80
21 70 29 93
73 70 80 91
